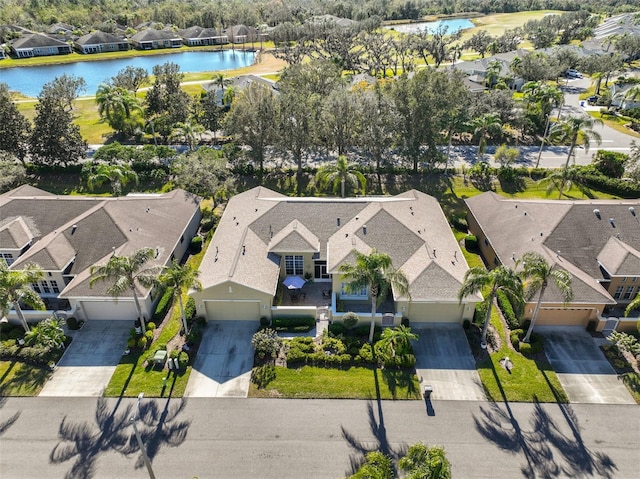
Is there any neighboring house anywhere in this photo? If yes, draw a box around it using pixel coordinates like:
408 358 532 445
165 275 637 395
594 13 640 40
203 74 278 105
311 15 356 28
466 192 640 332
74 31 130 54
10 33 72 58
610 82 640 110
1 185 201 323
224 25 256 44
178 26 227 46
192 187 480 325
452 49 528 91
130 28 182 50
0 48 5 59
47 23 75 35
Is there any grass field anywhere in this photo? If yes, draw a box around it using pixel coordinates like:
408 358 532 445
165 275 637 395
249 365 422 399
0 361 52 396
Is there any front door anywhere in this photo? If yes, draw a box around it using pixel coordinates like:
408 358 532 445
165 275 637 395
314 261 330 281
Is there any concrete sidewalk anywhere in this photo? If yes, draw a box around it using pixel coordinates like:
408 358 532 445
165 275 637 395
184 321 255 398
39 320 131 397
412 324 486 401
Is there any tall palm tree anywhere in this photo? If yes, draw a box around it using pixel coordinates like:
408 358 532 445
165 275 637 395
339 249 410 343
170 121 205 151
466 113 502 162
159 261 202 335
95 83 142 135
89 248 162 332
315 155 366 198
86 163 139 196
519 252 573 343
0 262 45 332
458 266 523 346
625 293 640 317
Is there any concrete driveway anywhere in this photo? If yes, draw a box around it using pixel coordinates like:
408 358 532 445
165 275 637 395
185 321 255 398
39 320 131 397
538 327 635 404
412 324 486 401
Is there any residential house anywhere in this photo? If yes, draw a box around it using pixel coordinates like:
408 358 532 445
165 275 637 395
610 82 640 110
130 28 182 50
10 33 72 58
0 48 5 60
452 49 529 91
74 31 130 54
1 186 201 324
47 23 75 35
203 74 278 105
466 192 640 332
178 26 227 46
594 13 640 41
192 187 480 325
225 25 256 44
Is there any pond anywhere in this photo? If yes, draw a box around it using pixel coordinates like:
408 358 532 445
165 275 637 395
0 49 257 97
386 18 475 34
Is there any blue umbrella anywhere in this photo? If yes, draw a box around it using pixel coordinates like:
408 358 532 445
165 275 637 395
283 275 306 289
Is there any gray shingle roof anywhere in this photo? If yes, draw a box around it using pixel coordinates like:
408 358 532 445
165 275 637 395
131 28 181 42
0 217 33 249
75 31 127 46
12 33 69 49
200 187 475 302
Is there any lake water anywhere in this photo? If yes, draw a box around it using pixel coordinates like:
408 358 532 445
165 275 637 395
386 18 475 34
0 50 257 97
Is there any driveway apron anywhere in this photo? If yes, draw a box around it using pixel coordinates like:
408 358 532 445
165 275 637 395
412 324 486 401
184 321 255 398
538 326 635 404
39 320 131 397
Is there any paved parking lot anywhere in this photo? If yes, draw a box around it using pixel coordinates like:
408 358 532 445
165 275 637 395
184 321 256 398
412 324 486 401
538 326 635 404
39 320 131 397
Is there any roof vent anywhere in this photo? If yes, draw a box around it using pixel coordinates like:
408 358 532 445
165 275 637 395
609 218 615 228
71 224 77 234
362 225 367 235
630 207 636 217
524 211 527 216
593 209 601 219
337 218 341 226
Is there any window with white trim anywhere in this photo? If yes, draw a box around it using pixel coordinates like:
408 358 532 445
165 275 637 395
621 277 627 282
284 255 304 275
31 283 41 294
614 286 624 299
632 277 638 283
0 253 13 265
340 282 367 297
623 286 635 300
41 281 51 294
50 280 60 294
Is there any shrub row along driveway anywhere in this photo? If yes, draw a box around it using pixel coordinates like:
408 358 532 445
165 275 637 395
538 327 635 404
411 324 486 401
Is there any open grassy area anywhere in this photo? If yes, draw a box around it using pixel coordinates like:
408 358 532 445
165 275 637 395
249 365 421 399
586 110 640 139
0 361 52 396
476 308 569 403
103 229 209 398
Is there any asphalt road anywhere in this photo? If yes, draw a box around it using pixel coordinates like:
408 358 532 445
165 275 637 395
1 397 638 478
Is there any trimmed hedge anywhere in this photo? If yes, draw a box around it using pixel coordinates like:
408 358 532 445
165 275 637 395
496 290 520 329
581 173 640 198
271 317 315 332
190 236 203 253
0 339 65 366
153 287 174 322
464 235 478 252
510 328 544 355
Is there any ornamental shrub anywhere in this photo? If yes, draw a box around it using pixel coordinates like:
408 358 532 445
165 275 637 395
342 312 359 329
184 297 196 321
358 343 374 363
251 328 282 359
190 236 203 253
496 290 520 329
153 287 174 322
66 317 79 330
328 322 346 335
451 215 468 232
146 322 156 331
464 235 478 252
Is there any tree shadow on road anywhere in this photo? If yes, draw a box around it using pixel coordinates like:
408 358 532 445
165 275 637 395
50 396 190 479
0 397 20 436
473 359 617 478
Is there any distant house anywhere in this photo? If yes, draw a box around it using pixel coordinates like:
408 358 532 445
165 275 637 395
10 33 72 58
74 31 130 54
130 28 182 50
225 25 257 44
1 186 201 324
47 22 75 35
453 49 528 91
192 187 480 324
594 13 640 40
466 192 640 333
203 74 278 105
178 26 227 46
610 82 640 110
0 48 5 60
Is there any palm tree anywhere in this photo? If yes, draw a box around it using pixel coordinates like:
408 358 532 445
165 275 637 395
519 252 573 343
89 247 163 332
315 155 366 198
399 443 452 479
0 262 45 332
485 60 502 89
95 83 142 135
541 165 591 199
622 85 640 109
339 249 410 343
159 261 202 335
458 266 523 346
590 72 605 96
86 163 139 196
466 113 502 161
378 325 418 360
625 293 640 317
170 121 205 151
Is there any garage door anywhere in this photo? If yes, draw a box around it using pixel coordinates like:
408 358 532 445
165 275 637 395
80 300 137 321
537 308 592 327
204 300 261 321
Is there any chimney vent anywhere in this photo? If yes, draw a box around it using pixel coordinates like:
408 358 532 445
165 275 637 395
609 218 615 227
630 207 636 217
593 209 601 219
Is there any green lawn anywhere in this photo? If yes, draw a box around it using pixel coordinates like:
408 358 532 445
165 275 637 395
103 234 209 398
0 361 52 396
249 365 422 399
586 110 640 139
476 309 569 403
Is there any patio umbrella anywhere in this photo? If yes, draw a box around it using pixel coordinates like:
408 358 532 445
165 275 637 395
283 275 306 290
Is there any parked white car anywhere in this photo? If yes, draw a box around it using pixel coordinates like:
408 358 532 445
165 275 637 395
565 69 583 79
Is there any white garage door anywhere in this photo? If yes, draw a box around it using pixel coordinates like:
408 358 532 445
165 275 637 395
80 300 137 321
204 300 261 321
